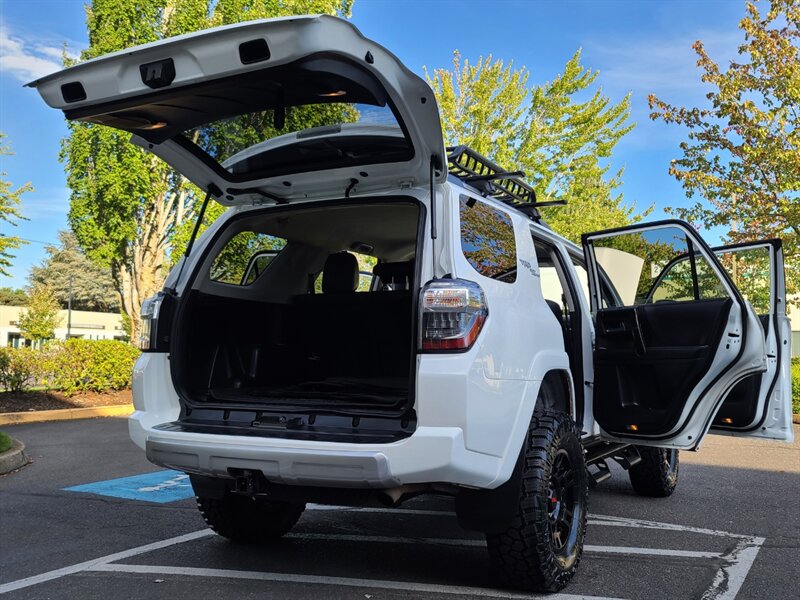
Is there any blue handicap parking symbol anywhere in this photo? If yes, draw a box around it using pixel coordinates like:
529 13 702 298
64 469 195 503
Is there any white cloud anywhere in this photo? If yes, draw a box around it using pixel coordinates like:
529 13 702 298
19 187 71 219
587 29 742 100
583 29 743 150
0 24 81 83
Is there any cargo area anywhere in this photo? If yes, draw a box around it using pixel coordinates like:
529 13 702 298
168 200 421 440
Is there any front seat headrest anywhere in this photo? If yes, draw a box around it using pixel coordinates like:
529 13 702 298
322 252 359 293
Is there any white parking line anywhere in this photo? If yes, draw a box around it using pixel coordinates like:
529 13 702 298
0 506 764 598
0 529 213 595
285 532 723 559
88 563 623 600
702 537 765 600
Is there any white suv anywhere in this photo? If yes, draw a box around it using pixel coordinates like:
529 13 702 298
31 15 794 592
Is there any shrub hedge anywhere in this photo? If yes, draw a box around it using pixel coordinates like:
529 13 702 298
0 347 38 392
792 357 800 415
0 339 140 395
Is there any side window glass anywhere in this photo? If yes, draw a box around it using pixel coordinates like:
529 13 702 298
589 226 728 307
241 251 279 285
459 195 517 283
650 258 695 302
210 231 287 285
715 246 772 314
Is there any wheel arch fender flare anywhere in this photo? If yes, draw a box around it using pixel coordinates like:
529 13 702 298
455 371 575 533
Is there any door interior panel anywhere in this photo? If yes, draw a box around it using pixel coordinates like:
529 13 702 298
711 373 763 428
711 314 769 429
594 298 732 436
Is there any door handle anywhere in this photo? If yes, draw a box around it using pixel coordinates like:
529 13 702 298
603 321 627 334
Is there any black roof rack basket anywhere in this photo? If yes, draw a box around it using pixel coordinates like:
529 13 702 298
447 145 537 204
447 145 567 218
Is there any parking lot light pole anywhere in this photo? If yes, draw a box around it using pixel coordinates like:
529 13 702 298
67 276 73 338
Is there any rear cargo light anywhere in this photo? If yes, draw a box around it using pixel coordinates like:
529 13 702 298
420 279 488 351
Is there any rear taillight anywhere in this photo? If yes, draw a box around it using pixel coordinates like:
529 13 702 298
420 279 488 351
139 291 174 351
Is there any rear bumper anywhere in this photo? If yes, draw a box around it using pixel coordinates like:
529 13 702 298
130 353 528 490
136 423 501 488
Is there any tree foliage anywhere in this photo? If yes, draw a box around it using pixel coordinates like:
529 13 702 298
0 287 27 306
18 284 62 342
427 51 648 243
29 231 119 312
63 0 354 341
0 133 31 278
649 0 799 295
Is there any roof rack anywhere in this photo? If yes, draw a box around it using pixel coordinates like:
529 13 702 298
446 145 566 219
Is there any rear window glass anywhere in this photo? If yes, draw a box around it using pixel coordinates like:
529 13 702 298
192 104 410 179
211 232 287 285
459 195 517 283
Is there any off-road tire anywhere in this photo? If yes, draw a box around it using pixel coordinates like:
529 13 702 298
486 410 588 592
628 446 679 497
196 493 305 543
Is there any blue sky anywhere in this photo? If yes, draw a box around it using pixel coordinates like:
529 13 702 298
0 0 746 288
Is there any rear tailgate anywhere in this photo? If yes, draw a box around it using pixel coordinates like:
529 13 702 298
28 14 446 203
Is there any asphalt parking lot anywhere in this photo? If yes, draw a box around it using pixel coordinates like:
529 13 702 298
1 418 798 600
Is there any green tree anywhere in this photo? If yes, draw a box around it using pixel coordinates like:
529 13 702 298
0 287 27 306
29 231 119 312
0 133 31 277
18 284 62 343
649 0 799 296
427 51 649 243
63 0 354 341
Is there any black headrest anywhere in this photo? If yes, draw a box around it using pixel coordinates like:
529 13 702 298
373 261 413 289
322 252 359 293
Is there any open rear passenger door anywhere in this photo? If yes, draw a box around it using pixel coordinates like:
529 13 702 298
705 240 793 441
582 220 777 450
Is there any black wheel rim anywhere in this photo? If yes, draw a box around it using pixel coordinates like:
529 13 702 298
547 449 579 555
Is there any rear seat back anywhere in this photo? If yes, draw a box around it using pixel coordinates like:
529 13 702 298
293 253 413 380
373 260 413 290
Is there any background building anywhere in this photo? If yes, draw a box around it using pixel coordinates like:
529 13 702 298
0 305 125 347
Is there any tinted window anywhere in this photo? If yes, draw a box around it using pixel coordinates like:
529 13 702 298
211 232 286 285
589 225 729 307
459 195 517 283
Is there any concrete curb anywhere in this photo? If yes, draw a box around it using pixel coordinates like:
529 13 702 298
793 414 800 425
0 404 134 426
0 439 29 474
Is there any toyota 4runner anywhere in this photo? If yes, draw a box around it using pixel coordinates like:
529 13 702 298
29 15 794 593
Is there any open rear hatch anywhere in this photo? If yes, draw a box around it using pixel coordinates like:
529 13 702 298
28 15 445 441
27 14 447 203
